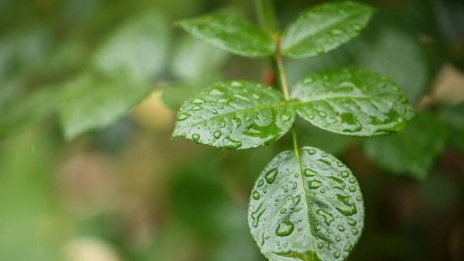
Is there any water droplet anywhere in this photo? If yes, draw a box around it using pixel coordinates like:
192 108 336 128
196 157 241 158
335 236 341 242
213 130 222 139
209 87 225 96
265 168 278 184
232 81 243 87
276 221 294 236
317 242 324 249
192 134 200 142
304 168 315 177
290 196 301 210
334 251 341 258
341 171 349 178
320 188 326 193
223 137 242 149
348 177 356 184
282 113 291 121
349 186 356 192
316 47 324 54
352 228 359 235
318 111 327 117
308 180 321 189
280 209 287 214
304 77 314 84
219 120 226 128
177 113 189 121
252 191 260 200
348 218 357 226
252 94 261 100
337 225 345 232
251 202 265 227
316 209 334 225
192 98 204 104
218 98 230 104
308 148 316 155
334 194 357 216
192 105 201 111
356 196 362 202
257 180 264 187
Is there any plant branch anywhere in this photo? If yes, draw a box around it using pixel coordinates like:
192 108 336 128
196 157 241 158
254 0 277 32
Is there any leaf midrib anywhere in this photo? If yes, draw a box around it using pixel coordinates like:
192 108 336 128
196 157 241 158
294 148 317 261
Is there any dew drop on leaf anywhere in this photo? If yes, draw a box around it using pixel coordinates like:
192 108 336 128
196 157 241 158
265 168 278 184
213 130 222 139
192 98 204 104
223 136 242 149
308 180 321 189
177 113 189 121
276 221 294 237
316 209 334 225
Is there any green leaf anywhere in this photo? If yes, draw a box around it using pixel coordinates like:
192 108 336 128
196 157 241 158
291 67 415 136
248 147 364 261
362 113 448 180
170 36 229 81
0 84 58 137
281 2 374 58
439 103 464 151
93 13 169 82
161 84 201 110
172 81 295 150
177 14 275 57
58 74 153 140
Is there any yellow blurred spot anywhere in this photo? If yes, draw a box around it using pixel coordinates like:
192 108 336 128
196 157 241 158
64 237 120 261
131 90 174 130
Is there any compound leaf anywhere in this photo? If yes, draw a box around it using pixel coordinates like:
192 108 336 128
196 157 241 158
248 147 364 261
281 2 374 58
173 81 295 150
177 14 275 57
362 113 448 180
291 67 415 136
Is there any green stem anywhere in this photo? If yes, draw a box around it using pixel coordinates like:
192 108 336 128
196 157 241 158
275 50 290 100
254 0 277 32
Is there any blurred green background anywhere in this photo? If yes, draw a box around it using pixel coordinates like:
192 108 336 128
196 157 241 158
0 0 464 260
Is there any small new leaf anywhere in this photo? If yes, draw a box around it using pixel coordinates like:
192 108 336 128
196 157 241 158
248 147 364 261
281 1 374 58
291 67 415 136
177 14 275 57
173 81 295 150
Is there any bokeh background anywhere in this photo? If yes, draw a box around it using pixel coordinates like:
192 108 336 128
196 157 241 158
0 0 463 260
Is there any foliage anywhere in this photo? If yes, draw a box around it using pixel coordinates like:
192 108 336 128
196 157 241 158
173 1 415 260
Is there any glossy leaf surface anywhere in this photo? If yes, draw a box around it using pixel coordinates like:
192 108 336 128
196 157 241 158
248 147 364 261
291 67 415 136
363 114 448 180
177 14 274 57
173 81 295 150
281 2 374 58
59 74 153 140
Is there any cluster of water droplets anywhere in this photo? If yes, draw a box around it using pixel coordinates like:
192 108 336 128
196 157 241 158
173 81 295 150
248 147 364 261
291 67 414 136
